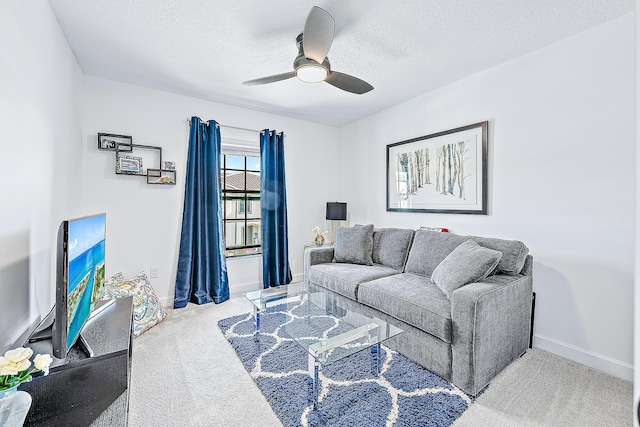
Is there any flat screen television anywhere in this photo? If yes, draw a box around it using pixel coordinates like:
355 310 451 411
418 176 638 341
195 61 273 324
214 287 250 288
51 213 106 358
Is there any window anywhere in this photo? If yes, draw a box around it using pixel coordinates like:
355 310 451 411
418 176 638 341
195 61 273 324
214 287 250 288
238 199 251 214
221 154 261 257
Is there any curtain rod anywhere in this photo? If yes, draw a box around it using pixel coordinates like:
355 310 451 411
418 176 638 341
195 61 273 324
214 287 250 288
186 119 263 134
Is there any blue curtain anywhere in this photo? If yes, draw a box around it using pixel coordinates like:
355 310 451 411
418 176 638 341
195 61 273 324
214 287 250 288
260 130 292 288
174 117 229 308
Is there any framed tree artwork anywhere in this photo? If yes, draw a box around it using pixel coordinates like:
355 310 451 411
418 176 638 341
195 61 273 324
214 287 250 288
386 121 488 214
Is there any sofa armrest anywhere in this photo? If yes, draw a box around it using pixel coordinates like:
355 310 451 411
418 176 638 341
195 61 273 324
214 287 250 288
451 273 533 396
303 246 335 284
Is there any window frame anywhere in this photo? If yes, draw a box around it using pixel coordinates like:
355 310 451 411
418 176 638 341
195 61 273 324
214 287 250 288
221 154 261 258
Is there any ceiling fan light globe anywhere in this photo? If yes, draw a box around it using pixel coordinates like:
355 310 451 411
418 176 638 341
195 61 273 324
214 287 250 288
296 65 327 83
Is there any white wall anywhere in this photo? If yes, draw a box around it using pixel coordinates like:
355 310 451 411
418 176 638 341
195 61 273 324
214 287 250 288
634 3 639 425
339 14 636 380
81 76 341 305
0 0 83 351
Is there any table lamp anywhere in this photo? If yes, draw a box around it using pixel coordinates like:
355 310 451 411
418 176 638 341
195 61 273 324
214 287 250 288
326 202 347 245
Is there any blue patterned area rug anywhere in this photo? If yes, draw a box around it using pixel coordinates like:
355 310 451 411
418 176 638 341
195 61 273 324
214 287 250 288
218 303 471 427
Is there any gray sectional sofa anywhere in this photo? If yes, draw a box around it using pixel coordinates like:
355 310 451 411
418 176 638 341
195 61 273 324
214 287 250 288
303 226 533 396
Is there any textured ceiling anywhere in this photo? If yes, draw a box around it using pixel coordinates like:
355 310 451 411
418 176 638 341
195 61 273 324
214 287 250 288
48 0 633 127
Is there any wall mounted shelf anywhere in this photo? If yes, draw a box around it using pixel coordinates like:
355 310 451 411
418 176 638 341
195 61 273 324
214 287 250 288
98 133 176 185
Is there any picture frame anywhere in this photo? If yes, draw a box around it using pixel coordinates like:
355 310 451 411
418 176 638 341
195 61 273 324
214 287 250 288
147 168 176 185
98 133 133 152
163 161 175 171
386 121 488 215
115 153 144 175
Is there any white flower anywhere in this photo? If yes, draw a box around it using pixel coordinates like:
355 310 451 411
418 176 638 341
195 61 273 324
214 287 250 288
0 356 19 375
15 359 31 372
0 359 30 375
34 354 53 375
311 226 327 236
0 347 53 390
4 347 33 363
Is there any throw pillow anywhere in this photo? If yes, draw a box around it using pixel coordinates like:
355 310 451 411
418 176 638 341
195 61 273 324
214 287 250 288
431 240 502 299
333 224 374 265
419 226 449 232
372 228 414 270
101 271 167 337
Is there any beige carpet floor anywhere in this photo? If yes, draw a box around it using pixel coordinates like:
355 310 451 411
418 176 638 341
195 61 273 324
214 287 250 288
128 296 632 427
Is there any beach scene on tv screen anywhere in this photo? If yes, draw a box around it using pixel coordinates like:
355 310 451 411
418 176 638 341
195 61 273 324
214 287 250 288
66 214 105 349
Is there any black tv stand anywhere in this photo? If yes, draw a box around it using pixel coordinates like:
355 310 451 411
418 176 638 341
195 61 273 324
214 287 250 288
21 297 133 426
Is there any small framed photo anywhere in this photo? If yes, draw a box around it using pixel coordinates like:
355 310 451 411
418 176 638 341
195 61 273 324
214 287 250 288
147 168 176 185
98 133 132 152
163 161 175 171
116 153 143 175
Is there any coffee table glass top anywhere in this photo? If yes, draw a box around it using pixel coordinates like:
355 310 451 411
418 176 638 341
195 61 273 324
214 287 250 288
244 283 403 366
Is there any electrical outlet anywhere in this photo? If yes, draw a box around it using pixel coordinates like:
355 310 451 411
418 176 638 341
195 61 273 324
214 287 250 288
150 265 159 278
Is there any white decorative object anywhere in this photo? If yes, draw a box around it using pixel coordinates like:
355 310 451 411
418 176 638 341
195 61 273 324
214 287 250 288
311 226 328 246
0 386 32 427
0 346 52 427
163 161 175 170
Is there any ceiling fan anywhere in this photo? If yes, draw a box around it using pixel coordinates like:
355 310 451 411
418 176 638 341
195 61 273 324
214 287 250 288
243 6 374 94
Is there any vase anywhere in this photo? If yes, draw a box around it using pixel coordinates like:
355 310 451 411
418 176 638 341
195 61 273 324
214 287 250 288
0 385 32 427
314 235 325 246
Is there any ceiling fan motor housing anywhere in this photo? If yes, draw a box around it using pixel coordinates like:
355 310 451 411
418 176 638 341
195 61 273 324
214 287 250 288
294 32 330 83
294 33 330 73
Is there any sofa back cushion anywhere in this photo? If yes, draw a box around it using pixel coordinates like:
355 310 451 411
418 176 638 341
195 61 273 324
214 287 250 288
404 230 529 276
372 228 414 270
334 224 374 265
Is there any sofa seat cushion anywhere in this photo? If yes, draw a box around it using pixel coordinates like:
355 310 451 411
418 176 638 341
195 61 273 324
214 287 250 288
358 273 452 343
308 263 399 300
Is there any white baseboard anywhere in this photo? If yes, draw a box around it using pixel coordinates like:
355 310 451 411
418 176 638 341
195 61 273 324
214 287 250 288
159 296 173 308
534 333 632 381
228 272 305 297
160 272 306 307
229 281 261 297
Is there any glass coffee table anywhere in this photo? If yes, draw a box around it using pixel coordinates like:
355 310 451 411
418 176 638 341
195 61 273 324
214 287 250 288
244 283 403 409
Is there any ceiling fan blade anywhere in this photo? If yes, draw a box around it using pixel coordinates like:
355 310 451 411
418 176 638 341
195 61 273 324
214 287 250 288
325 71 373 94
243 72 296 86
303 6 335 63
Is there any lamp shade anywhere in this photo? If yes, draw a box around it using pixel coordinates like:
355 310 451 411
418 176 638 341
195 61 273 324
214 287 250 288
326 202 347 221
